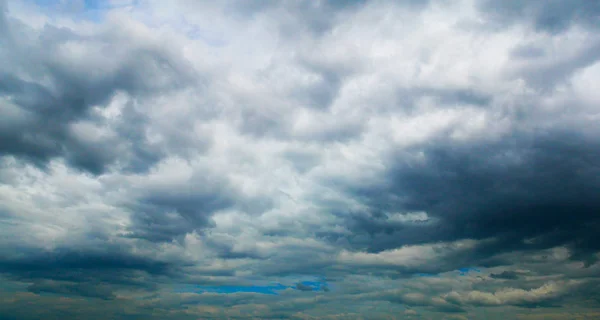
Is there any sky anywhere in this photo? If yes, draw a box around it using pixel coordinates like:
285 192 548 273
0 0 599 319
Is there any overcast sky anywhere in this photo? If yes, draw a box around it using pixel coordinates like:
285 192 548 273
1 0 599 319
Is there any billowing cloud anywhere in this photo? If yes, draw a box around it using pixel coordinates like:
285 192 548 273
0 0 599 319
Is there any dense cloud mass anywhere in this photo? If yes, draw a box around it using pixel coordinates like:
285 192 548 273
0 0 599 319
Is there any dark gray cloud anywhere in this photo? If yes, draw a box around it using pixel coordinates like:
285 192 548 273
124 167 275 244
331 129 600 268
489 271 520 280
27 280 116 300
0 247 175 310
294 282 315 292
0 5 197 174
477 0 600 33
0 246 173 283
128 185 236 242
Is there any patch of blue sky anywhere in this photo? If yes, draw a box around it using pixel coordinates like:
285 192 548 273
31 0 119 22
174 278 331 295
457 267 483 276
34 0 227 46
174 283 289 295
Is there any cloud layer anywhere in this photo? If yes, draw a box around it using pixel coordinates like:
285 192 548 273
1 0 599 319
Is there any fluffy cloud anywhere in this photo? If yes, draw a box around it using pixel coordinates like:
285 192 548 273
0 0 599 319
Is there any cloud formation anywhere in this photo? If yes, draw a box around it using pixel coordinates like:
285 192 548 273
0 0 599 319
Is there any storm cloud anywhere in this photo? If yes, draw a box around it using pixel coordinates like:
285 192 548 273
0 0 599 319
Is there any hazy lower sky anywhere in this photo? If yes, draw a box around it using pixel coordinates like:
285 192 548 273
1 0 599 319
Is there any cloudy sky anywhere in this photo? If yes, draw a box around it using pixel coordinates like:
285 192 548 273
1 0 599 319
